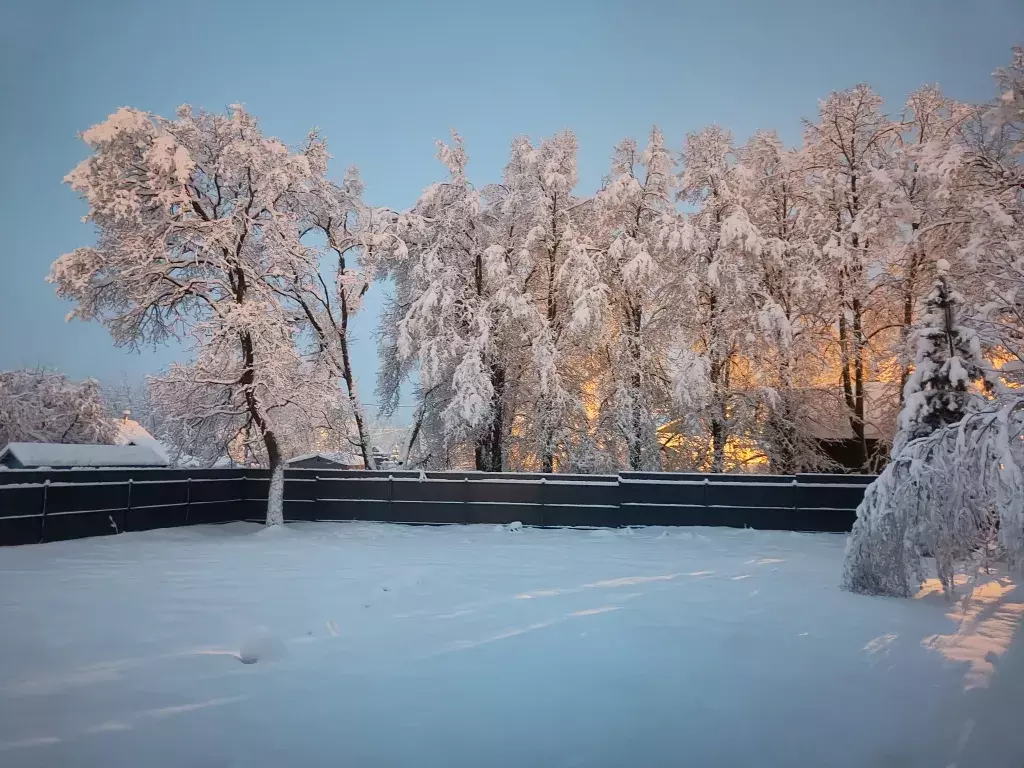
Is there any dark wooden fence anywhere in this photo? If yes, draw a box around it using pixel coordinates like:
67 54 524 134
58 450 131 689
0 468 874 546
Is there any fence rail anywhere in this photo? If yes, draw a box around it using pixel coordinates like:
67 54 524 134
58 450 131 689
0 467 875 546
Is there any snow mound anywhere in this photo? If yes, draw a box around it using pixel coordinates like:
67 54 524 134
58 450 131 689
238 634 287 665
495 521 523 533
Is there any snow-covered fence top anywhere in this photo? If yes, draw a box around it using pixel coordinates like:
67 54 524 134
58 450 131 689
0 468 873 546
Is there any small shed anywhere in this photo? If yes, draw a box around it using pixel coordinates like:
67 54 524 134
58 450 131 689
0 443 169 469
285 451 364 471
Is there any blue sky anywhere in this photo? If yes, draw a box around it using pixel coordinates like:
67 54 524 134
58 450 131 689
1 0 1020 420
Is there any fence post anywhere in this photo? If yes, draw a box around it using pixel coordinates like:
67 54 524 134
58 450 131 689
314 475 320 522
615 474 622 520
539 476 546 527
124 478 132 533
388 474 394 520
39 479 50 544
184 477 191 525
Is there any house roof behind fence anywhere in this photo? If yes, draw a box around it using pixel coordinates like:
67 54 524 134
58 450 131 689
0 442 169 468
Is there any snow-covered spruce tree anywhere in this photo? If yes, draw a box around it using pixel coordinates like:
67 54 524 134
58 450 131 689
843 401 1024 598
576 128 681 470
0 368 116 446
50 105 341 525
893 267 989 455
843 268 1002 598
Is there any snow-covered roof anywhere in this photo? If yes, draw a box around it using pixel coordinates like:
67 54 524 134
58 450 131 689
286 451 363 467
114 419 171 463
0 442 169 468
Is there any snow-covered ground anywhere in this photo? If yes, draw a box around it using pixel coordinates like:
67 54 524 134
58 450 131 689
0 522 1022 767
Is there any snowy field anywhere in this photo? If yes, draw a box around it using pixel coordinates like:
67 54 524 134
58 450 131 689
0 522 1022 767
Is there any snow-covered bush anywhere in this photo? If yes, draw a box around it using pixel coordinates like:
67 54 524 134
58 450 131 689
843 269 1012 598
843 402 1024 598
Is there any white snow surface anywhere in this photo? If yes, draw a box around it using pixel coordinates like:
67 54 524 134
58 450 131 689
0 522 1022 767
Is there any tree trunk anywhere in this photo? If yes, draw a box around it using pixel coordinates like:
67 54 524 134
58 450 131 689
710 417 726 473
266 456 285 527
847 194 868 470
773 350 798 474
838 295 868 470
772 417 797 475
851 296 868 469
704 270 728 473
398 402 426 467
541 450 554 474
898 242 921 406
541 202 560 474
475 364 506 472
625 302 648 472
708 349 728 474
334 247 376 471
628 385 644 472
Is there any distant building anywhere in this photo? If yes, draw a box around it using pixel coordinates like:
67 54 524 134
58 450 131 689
0 442 168 469
286 451 364 470
114 413 171 464
803 382 896 471
656 382 897 474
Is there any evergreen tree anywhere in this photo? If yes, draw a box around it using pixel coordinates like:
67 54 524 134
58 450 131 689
894 264 988 455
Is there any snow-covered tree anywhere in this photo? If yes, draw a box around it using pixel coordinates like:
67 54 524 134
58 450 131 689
283 158 405 471
730 131 835 473
959 49 1024 387
51 105 343 524
576 128 681 470
804 86 900 470
673 125 761 472
102 376 155 429
499 131 586 472
0 368 116 447
380 133 527 471
884 87 973 398
843 50 1024 597
894 267 989 455
844 401 1024 598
